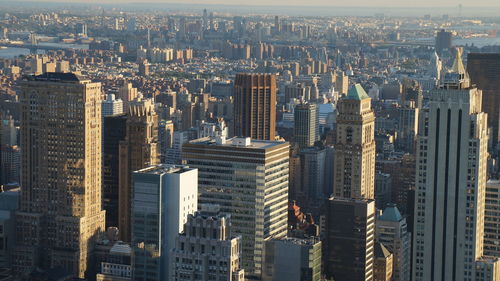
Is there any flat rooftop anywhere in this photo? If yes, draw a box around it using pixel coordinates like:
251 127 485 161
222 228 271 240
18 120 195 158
135 164 193 175
188 136 287 150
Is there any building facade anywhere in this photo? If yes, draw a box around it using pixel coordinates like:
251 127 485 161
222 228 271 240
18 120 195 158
324 197 375 281
118 96 159 241
294 103 318 148
333 84 376 199
170 204 245 281
412 52 489 281
484 180 500 257
234 73 277 140
131 165 198 281
13 73 105 278
262 237 322 281
183 137 289 279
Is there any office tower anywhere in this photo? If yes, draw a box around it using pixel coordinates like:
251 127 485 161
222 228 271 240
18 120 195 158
262 237 322 281
299 147 326 203
324 197 375 281
484 180 500 256
131 165 198 281
0 188 19 277
412 51 489 281
285 83 312 102
429 52 442 81
13 73 105 278
475 257 500 281
333 84 376 199
102 93 124 117
435 29 452 55
170 204 245 281
294 103 318 148
159 120 174 163
234 73 277 140
373 242 393 281
96 242 132 281
396 101 419 153
335 71 348 95
183 137 289 279
375 172 392 209
118 96 159 242
467 53 500 147
118 82 138 109
56 60 70 73
0 145 20 185
376 204 411 281
103 114 127 228
30 56 42 75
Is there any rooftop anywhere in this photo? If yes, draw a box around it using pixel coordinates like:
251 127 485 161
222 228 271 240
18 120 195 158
135 164 193 175
24 72 88 83
346 84 370 100
379 203 403 222
188 136 287 150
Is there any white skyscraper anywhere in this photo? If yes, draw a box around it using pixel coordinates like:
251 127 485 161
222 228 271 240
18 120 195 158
413 50 491 281
131 164 198 281
102 93 124 117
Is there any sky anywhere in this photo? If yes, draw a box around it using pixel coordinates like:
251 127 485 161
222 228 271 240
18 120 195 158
2 0 500 7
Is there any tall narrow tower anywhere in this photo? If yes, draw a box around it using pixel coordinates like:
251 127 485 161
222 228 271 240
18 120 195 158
118 96 159 242
234 73 277 140
13 73 105 278
412 50 490 281
333 84 376 199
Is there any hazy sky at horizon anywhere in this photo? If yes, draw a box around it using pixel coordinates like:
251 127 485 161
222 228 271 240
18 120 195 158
3 0 500 7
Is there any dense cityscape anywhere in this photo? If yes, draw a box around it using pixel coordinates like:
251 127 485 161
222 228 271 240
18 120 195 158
0 1 500 281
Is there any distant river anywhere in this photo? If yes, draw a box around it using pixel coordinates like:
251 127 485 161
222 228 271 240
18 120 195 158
0 42 88 59
454 37 500 48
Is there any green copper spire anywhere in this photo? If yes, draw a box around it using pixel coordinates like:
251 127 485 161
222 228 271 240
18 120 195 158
346 83 370 100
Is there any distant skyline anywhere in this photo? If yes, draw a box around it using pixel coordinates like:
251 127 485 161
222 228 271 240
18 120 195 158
1 0 500 7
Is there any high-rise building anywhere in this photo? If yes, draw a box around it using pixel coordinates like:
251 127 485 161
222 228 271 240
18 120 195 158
373 242 393 281
262 237 322 281
333 84 376 199
435 29 452 55
323 197 375 281
467 53 500 147
0 188 19 277
475 257 500 281
183 136 289 279
299 147 326 203
118 96 159 242
13 73 105 278
335 71 349 95
396 101 419 153
428 52 442 81
158 120 174 163
376 204 411 281
294 103 318 149
118 82 138 109
131 164 198 281
170 204 245 281
234 73 277 140
412 50 489 281
484 180 500 257
103 114 127 228
102 93 124 117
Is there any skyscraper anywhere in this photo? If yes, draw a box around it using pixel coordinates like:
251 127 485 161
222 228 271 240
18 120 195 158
294 103 318 149
262 237 322 281
13 73 105 278
435 29 452 55
102 93 124 117
103 114 127 228
118 96 159 242
333 84 376 199
412 50 489 281
376 204 411 281
183 136 289 279
484 180 500 257
324 197 375 281
170 204 245 281
234 73 277 140
131 164 198 281
467 53 500 147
